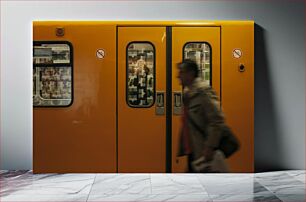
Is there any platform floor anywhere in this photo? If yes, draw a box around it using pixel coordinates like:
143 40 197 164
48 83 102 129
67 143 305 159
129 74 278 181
0 170 305 201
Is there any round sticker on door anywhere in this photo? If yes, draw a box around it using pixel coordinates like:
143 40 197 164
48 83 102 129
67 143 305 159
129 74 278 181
96 49 105 59
233 49 242 59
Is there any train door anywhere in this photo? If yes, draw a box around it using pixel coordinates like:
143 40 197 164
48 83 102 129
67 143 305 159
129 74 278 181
171 27 221 172
117 27 167 172
118 26 220 173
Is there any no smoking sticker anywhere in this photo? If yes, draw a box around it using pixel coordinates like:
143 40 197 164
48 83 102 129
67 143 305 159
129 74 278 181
96 49 105 59
233 49 242 59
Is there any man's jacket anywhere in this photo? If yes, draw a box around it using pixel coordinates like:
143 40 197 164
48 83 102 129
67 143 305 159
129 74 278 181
177 78 226 160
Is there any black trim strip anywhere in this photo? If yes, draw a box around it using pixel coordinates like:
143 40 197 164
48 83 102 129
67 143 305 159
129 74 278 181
166 26 172 173
220 27 222 105
116 26 119 173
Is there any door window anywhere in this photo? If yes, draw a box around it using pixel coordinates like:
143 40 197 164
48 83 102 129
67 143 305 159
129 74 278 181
127 42 155 107
183 42 211 86
33 42 73 106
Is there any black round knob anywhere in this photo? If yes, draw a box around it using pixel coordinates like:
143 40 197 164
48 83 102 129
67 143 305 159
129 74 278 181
239 64 245 72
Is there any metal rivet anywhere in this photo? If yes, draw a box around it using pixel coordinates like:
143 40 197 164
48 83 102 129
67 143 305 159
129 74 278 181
56 27 65 37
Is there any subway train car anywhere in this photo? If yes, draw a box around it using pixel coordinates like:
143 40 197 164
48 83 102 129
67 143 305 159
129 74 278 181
33 21 254 173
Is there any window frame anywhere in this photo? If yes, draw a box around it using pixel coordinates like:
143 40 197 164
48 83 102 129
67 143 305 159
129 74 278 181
125 41 156 108
33 41 74 108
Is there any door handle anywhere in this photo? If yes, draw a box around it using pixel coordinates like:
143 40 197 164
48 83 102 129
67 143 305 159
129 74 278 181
156 92 165 115
173 92 182 115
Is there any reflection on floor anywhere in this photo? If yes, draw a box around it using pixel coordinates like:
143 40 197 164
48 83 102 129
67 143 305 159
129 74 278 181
0 170 305 201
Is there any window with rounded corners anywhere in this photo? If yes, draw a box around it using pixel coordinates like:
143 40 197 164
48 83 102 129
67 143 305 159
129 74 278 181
183 42 212 86
33 42 73 107
126 42 155 108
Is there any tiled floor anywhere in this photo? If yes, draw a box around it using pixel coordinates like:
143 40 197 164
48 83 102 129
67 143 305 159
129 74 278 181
0 170 305 201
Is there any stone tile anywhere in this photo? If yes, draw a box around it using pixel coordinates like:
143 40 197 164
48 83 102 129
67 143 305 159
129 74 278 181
256 175 305 195
275 194 306 202
90 174 151 195
255 171 292 180
0 194 88 201
210 194 282 202
150 174 208 195
286 170 306 184
197 173 254 195
253 194 282 202
88 194 211 201
1 173 95 196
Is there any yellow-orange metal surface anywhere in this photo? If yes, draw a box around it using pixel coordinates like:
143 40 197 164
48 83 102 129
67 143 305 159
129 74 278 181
117 27 167 172
221 23 254 172
171 27 221 172
33 23 117 173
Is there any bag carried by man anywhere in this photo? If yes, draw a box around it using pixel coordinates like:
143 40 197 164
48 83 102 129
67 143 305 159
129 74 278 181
188 116 240 173
188 116 240 158
218 125 240 158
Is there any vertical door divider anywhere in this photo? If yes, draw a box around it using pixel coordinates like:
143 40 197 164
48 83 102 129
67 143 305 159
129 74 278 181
166 26 172 173
116 26 119 173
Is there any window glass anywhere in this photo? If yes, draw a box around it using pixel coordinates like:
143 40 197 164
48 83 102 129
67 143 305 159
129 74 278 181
184 43 211 86
127 42 155 107
33 42 72 106
33 44 70 64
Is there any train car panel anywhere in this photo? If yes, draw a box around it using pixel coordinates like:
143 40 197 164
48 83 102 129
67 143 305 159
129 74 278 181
33 23 117 173
222 23 254 172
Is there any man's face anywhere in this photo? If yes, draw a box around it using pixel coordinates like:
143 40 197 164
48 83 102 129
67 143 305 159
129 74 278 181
177 67 192 87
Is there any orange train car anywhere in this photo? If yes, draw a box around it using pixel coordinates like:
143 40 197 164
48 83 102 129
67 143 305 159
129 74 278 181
33 21 254 173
